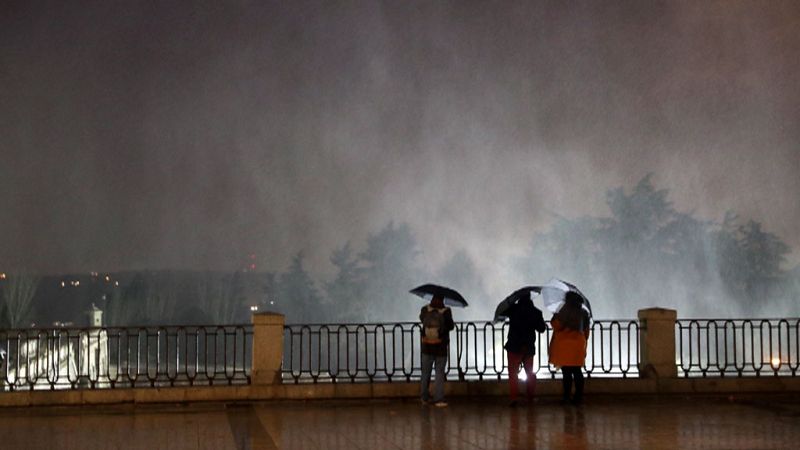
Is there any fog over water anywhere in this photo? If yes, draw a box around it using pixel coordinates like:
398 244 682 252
2 1 799 321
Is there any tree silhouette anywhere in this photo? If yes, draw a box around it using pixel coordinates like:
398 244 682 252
436 249 489 320
276 252 323 322
358 222 421 322
0 273 39 328
521 174 793 317
325 242 366 322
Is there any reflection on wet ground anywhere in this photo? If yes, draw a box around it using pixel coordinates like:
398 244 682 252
1 395 798 449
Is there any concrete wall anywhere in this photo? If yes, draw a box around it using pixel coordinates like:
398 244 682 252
2 377 799 408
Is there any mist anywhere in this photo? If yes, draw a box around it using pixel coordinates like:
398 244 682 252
2 1 799 324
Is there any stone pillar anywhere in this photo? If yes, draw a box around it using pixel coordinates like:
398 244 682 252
251 312 285 385
638 308 677 379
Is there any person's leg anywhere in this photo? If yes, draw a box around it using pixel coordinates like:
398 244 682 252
561 367 572 402
420 352 433 402
572 366 585 404
507 351 522 403
433 355 447 404
522 355 536 401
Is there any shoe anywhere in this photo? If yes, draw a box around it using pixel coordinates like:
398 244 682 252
421 398 430 405
433 401 448 408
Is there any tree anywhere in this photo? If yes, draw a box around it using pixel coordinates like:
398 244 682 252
276 252 323 322
520 174 793 318
713 217 790 303
195 271 247 324
142 272 182 325
1 273 39 328
104 283 137 326
359 222 421 322
436 249 490 321
325 242 367 322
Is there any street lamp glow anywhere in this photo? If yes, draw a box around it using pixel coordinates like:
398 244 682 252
771 357 781 367
250 305 259 312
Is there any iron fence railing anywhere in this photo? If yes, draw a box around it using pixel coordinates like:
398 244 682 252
5 317 797 390
281 320 640 383
676 319 800 377
0 325 252 390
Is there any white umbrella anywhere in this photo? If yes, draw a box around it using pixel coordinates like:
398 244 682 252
540 278 592 317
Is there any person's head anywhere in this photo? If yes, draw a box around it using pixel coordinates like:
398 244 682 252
565 291 583 307
430 295 445 308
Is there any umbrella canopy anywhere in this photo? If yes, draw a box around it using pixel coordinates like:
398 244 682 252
493 286 541 322
410 284 469 308
540 278 592 317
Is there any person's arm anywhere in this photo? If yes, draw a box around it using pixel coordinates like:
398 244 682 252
444 308 455 332
583 312 591 339
534 310 547 333
551 317 563 331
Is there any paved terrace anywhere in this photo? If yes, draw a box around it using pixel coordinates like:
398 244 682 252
1 394 799 450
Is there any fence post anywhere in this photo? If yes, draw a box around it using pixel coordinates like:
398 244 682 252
637 308 677 378
251 312 285 385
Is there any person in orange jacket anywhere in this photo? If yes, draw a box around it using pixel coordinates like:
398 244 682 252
549 291 591 405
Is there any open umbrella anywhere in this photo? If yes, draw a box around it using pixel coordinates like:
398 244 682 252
493 286 541 322
540 278 592 317
409 284 469 308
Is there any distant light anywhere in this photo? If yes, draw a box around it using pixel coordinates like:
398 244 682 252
0 273 6 280
105 275 110 282
114 281 119 287
250 263 256 270
61 281 66 288
250 305 259 312
771 357 781 366
269 301 274 305
74 280 80 286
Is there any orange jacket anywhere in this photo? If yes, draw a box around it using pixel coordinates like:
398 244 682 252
548 318 590 367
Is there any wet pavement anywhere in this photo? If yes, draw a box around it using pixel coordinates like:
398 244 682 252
0 394 799 449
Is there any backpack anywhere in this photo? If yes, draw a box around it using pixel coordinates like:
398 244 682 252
422 306 446 345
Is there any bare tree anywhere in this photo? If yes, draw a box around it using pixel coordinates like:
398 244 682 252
1 273 39 328
197 271 243 324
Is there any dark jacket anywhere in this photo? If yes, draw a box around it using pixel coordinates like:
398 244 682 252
504 299 547 358
419 305 455 356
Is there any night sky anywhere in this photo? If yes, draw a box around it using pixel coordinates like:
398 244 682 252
2 1 799 293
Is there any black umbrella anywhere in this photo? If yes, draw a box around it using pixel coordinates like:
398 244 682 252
493 286 541 321
409 284 469 308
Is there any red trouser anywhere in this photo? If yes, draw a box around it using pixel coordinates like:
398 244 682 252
507 351 536 401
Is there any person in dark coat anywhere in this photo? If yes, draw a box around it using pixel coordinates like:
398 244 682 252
419 294 455 407
504 294 547 406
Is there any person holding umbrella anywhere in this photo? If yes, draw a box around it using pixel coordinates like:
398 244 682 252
549 290 591 405
419 294 455 407
501 289 547 406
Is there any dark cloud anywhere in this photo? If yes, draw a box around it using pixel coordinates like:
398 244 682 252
2 1 798 299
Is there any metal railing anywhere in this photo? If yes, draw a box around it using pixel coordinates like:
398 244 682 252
676 319 800 377
282 320 640 383
6 317 797 390
0 325 252 390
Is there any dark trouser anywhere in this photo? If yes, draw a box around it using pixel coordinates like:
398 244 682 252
420 352 447 402
561 366 584 401
507 351 535 401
